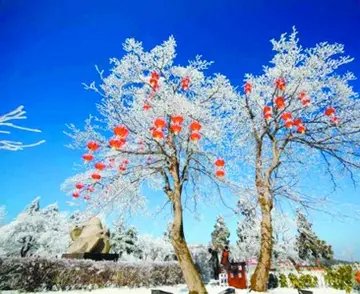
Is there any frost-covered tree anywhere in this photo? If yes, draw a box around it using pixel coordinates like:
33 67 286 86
0 205 6 226
0 106 45 151
0 198 71 257
296 210 333 266
62 37 236 293
111 218 140 257
230 28 360 291
137 234 173 261
211 215 230 250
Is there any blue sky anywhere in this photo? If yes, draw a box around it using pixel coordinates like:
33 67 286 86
1 0 360 260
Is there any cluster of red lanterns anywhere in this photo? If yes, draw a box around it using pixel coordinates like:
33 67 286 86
170 115 184 135
325 107 339 124
280 112 306 133
189 121 202 141
149 71 160 91
151 118 166 140
298 91 311 107
244 82 252 94
263 106 272 120
72 182 94 201
109 125 129 150
82 141 100 162
214 158 225 178
119 159 129 172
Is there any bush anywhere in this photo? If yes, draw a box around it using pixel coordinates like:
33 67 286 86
279 273 288 288
0 257 184 292
288 273 318 289
267 273 279 289
324 265 354 294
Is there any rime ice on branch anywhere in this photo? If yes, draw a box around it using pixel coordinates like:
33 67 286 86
62 36 237 293
0 106 45 151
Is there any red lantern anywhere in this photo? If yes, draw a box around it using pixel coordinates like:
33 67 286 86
263 106 272 114
91 173 101 181
154 118 167 129
75 183 84 190
331 116 340 124
170 124 182 135
275 96 285 109
82 153 94 162
189 121 202 132
150 78 159 91
87 141 100 152
94 162 106 171
244 82 252 94
215 159 225 167
152 129 164 140
119 165 126 172
72 191 80 198
298 91 306 100
293 118 303 127
171 115 184 124
285 121 293 129
114 125 129 138
87 186 95 193
190 132 201 141
83 195 91 201
181 77 190 90
355 271 360 284
281 112 292 121
109 138 124 150
264 113 272 120
302 99 311 107
275 78 286 91
297 125 306 134
151 71 160 80
216 170 225 178
325 107 335 117
143 103 151 111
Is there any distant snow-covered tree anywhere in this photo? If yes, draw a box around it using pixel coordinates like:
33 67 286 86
296 210 333 266
137 234 173 261
0 106 45 151
0 205 6 226
211 215 230 250
0 198 71 258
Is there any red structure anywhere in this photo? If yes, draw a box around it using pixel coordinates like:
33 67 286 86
227 262 247 289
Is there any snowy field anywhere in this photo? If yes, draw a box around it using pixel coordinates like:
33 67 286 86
34 286 351 294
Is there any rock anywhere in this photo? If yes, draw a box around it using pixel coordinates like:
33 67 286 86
66 217 111 254
298 290 313 294
218 288 235 294
151 290 173 294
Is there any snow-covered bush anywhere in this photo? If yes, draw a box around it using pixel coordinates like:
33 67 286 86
0 257 184 292
324 264 358 293
136 234 173 262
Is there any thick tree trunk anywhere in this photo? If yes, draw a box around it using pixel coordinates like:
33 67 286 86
250 202 273 291
171 193 207 294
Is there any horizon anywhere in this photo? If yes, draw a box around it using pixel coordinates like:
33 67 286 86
1 0 360 261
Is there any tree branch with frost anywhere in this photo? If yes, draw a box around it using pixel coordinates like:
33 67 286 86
0 106 45 151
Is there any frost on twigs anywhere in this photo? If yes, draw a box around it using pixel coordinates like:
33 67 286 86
0 105 45 151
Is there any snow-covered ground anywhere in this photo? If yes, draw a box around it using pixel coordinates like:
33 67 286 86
35 285 351 294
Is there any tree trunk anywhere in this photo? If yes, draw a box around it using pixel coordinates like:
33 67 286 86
171 193 207 294
250 196 273 292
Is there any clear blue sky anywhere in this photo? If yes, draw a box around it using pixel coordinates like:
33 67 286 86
1 0 360 260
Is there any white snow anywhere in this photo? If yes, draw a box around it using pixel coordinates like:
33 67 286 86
37 285 349 294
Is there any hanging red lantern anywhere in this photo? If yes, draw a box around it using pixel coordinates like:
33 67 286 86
281 112 292 121
298 91 306 100
189 121 202 132
264 113 272 120
325 107 336 117
114 125 129 138
143 103 151 111
284 121 293 129
83 195 91 201
75 183 84 190
154 118 167 129
190 132 201 141
109 138 124 150
244 82 252 94
355 271 360 284
181 77 190 90
119 165 126 172
94 162 106 171
302 99 311 107
87 186 95 193
72 191 80 198
293 118 303 127
152 129 164 140
151 71 160 80
82 153 94 162
263 106 272 114
275 96 285 109
215 159 225 167
170 124 182 135
91 173 101 181
297 125 306 134
275 78 286 91
171 115 184 125
216 170 225 178
87 141 100 152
